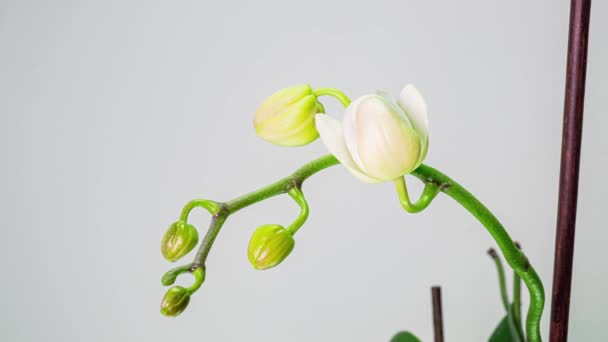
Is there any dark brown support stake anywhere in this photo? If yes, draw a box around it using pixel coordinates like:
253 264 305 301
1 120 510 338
550 0 591 341
431 286 444 342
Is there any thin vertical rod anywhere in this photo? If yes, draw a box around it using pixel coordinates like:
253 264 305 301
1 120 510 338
432 286 444 342
550 0 591 341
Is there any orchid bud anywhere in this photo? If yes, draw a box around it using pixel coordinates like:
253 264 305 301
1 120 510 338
161 221 199 262
247 224 295 270
254 84 324 147
315 85 429 183
160 286 190 317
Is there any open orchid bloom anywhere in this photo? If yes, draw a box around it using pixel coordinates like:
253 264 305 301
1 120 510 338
314 85 429 183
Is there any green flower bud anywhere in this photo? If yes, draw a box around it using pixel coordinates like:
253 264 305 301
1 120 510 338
161 270 179 286
161 221 198 262
247 224 295 270
160 286 190 317
161 264 191 286
254 84 324 147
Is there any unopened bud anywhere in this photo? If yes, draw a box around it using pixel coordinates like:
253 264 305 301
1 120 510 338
254 84 323 147
161 221 198 262
160 286 190 317
247 224 295 270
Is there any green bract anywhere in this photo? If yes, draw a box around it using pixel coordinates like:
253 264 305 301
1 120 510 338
254 84 324 147
160 286 190 317
247 224 295 270
161 221 199 262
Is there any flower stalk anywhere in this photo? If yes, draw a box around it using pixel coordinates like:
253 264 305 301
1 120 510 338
285 187 309 234
161 86 544 340
488 248 510 312
513 242 524 337
412 164 544 341
394 176 440 213
165 155 544 340
488 247 524 341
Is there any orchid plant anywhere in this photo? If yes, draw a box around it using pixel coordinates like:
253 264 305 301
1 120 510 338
159 84 546 341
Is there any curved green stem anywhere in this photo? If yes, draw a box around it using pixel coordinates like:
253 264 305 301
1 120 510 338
187 155 340 268
488 248 510 312
285 187 309 235
179 199 222 222
489 248 523 341
513 280 524 340
161 264 192 286
161 264 205 294
513 244 524 338
313 87 351 107
192 214 228 269
514 276 522 319
394 176 440 213
167 156 544 341
411 164 544 342
186 268 205 294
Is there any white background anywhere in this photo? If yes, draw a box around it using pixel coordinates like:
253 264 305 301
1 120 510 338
1 1 606 341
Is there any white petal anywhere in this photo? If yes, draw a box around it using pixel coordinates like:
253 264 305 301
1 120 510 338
397 85 429 165
345 98 421 180
314 114 382 183
342 95 375 174
376 91 413 128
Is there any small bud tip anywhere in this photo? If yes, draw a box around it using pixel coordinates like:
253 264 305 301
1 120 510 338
487 248 498 258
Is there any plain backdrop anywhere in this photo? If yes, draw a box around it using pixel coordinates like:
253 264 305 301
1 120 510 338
1 1 606 341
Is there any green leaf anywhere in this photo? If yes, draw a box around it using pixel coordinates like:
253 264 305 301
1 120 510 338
489 316 516 342
390 331 422 342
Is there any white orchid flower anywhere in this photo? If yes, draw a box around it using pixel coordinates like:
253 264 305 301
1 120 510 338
314 85 429 183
